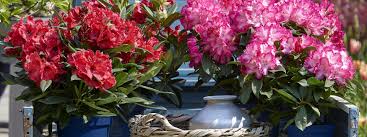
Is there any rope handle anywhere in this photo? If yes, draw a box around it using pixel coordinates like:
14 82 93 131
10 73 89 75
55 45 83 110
130 113 184 132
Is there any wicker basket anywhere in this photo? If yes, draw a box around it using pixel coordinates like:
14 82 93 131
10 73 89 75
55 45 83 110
129 113 271 137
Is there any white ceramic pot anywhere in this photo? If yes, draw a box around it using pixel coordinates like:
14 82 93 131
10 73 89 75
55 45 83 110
189 95 252 129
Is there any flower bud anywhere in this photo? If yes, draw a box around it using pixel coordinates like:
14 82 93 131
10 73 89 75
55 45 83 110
350 39 362 54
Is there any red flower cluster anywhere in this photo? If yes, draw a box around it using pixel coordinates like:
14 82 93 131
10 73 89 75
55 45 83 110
3 0 165 89
79 7 130 49
62 0 163 63
4 17 65 85
131 0 152 24
138 37 163 63
68 50 116 90
63 0 146 51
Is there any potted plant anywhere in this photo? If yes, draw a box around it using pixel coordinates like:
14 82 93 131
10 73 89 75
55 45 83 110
0 0 71 98
0 0 181 136
126 0 189 108
180 0 358 136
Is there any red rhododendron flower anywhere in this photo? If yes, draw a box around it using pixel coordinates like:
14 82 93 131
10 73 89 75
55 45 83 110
138 37 163 63
4 17 49 58
68 50 116 90
77 3 143 50
132 1 148 24
4 17 65 86
24 53 65 85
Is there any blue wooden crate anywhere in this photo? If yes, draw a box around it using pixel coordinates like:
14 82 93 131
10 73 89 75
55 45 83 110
150 64 359 137
16 1 357 137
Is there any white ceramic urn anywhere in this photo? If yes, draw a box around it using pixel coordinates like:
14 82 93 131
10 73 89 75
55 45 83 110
189 95 252 129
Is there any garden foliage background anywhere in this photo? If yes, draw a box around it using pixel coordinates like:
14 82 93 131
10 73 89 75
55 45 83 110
333 0 367 135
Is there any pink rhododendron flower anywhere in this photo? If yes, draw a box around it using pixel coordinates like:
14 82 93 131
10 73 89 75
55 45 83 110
304 44 355 84
187 37 202 68
238 40 280 79
181 0 355 84
197 22 236 64
252 24 296 53
68 50 116 90
228 0 279 32
181 0 236 64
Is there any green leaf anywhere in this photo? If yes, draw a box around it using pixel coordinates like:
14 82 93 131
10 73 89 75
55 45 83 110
307 77 323 86
163 47 174 71
201 55 213 75
273 88 298 103
16 88 33 101
39 96 71 105
135 103 166 110
307 103 321 117
106 44 132 53
96 111 116 116
281 84 301 100
0 41 11 47
324 80 335 88
295 106 308 131
260 89 273 98
115 72 128 87
298 79 309 87
96 96 119 105
66 105 77 113
227 61 240 66
142 5 155 18
239 86 252 104
71 75 80 81
120 97 154 105
112 68 126 73
283 118 295 130
269 65 286 73
313 91 321 102
138 63 163 84
81 100 110 112
166 3 177 14
83 115 89 124
117 87 129 95
0 72 17 85
138 85 175 95
251 79 262 98
302 46 316 54
40 80 52 92
298 67 308 76
162 13 182 27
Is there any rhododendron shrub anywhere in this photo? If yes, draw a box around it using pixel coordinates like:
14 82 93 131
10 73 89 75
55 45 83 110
181 0 357 130
0 0 181 126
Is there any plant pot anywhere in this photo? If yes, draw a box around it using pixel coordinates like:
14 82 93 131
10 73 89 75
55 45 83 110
57 116 130 137
57 106 144 137
287 124 336 137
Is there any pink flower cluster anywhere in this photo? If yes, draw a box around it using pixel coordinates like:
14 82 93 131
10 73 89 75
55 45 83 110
238 40 280 79
181 0 355 84
187 37 203 68
304 43 354 84
181 0 236 64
